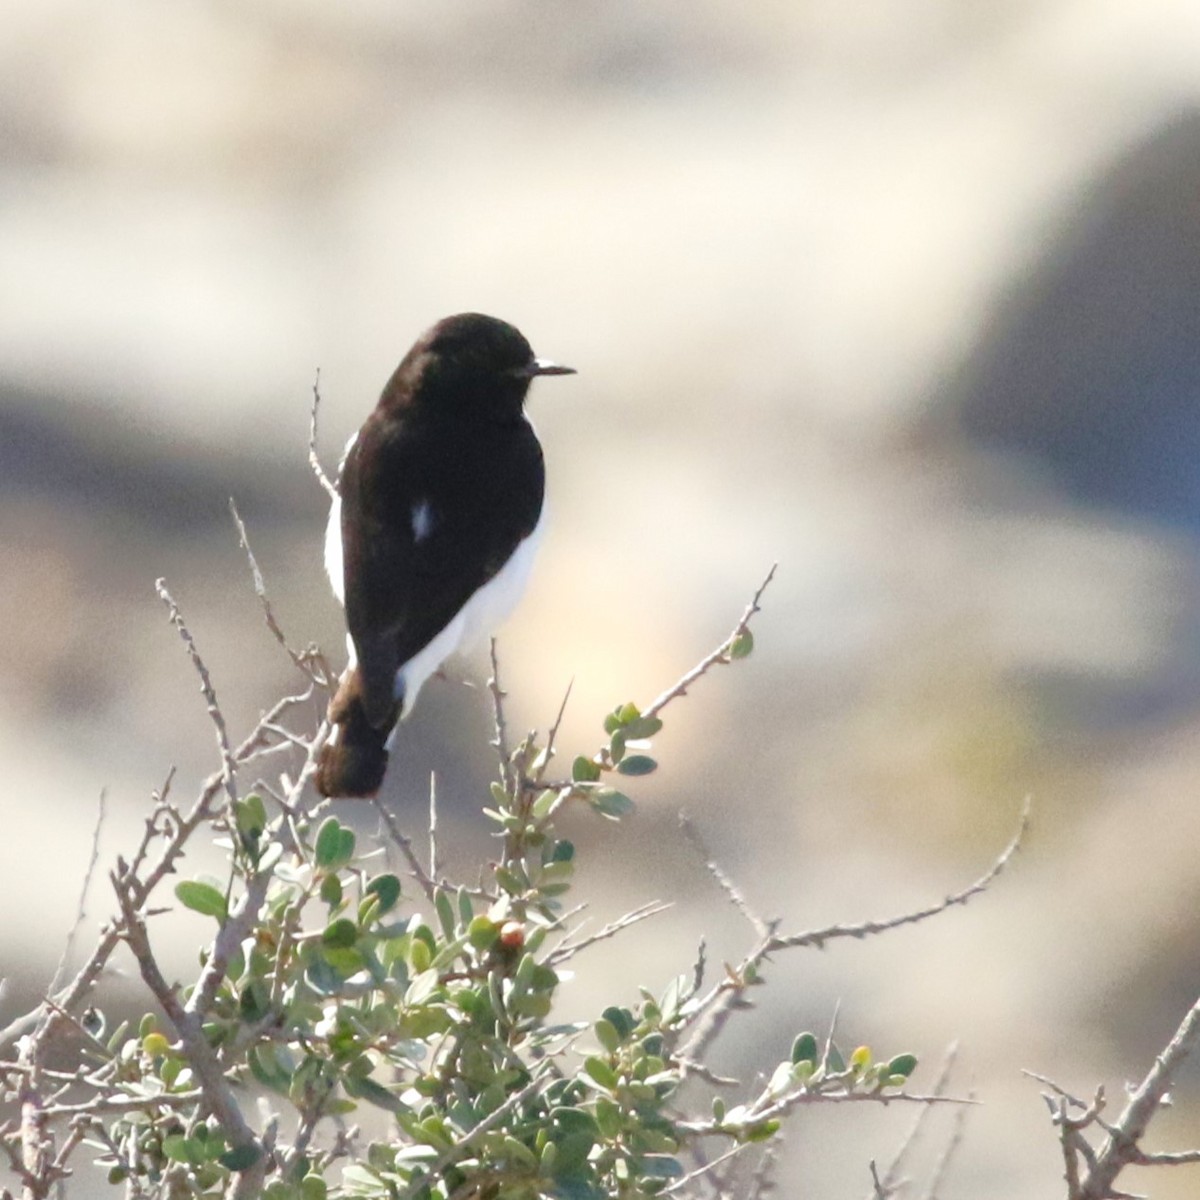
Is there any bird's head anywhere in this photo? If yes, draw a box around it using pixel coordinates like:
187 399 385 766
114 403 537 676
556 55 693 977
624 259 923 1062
384 313 574 419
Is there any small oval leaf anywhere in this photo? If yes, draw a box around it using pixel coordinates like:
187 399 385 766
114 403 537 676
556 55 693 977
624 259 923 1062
175 881 227 921
616 755 657 777
729 629 754 659
366 873 402 914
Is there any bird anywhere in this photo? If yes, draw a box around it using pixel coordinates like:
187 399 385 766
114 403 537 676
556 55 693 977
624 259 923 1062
315 312 574 798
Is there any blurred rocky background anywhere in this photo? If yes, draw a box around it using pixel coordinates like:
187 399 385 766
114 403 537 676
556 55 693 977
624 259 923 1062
6 0 1200 1195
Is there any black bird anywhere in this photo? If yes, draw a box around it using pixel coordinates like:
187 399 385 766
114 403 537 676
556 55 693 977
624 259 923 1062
316 312 574 799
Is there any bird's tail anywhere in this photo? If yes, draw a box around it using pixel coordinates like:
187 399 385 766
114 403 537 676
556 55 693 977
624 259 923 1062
316 669 390 798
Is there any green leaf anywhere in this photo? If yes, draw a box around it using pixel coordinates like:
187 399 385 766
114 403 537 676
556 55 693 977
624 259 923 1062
572 756 601 783
249 1044 292 1093
299 1176 328 1200
239 979 270 1022
640 1155 683 1180
234 794 267 843
595 1095 621 1137
218 1143 261 1172
744 1119 781 1142
602 1006 636 1039
583 1056 619 1090
791 1032 818 1065
500 1135 539 1170
343 1073 404 1112
608 730 627 763
729 629 754 659
435 890 456 939
616 755 657 777
531 788 557 819
319 873 343 908
594 1018 621 1053
589 788 634 819
404 968 440 1006
767 1061 793 1097
622 715 663 739
886 1053 918 1079
314 817 355 870
553 1107 599 1135
321 945 364 977
365 873 402 915
162 1134 203 1165
321 918 358 949
617 701 641 724
175 880 227 921
825 1042 846 1073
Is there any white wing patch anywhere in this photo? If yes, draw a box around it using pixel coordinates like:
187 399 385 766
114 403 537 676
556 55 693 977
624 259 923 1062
411 499 434 543
323 433 358 607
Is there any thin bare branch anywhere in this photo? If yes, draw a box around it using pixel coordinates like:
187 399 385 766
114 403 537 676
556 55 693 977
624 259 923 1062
546 901 674 967
869 1160 895 1199
371 795 437 904
533 677 574 785
746 1144 779 1200
871 1042 959 1200
187 867 273 1020
398 1073 548 1200
47 791 107 998
1075 990 1200 1199
680 800 1030 1064
680 810 773 939
156 579 237 810
229 498 321 680
680 1090 978 1137
642 563 777 721
773 797 1031 952
662 1141 751 1194
111 870 263 1194
309 369 338 500
39 1092 204 1119
429 772 439 884
921 1084 974 1200
487 638 513 795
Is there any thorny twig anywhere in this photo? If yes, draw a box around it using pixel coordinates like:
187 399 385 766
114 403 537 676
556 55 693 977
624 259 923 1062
679 799 1031 1064
229 498 327 682
1032 990 1200 1199
642 563 777 722
546 901 674 967
371 795 438 903
112 873 264 1198
680 810 773 940
487 638 514 796
397 1073 549 1200
156 579 238 810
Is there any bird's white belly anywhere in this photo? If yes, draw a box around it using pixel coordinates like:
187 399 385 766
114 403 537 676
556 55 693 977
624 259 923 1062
391 515 543 719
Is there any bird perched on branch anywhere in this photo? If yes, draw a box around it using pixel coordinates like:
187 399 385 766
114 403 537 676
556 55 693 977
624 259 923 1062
316 313 574 798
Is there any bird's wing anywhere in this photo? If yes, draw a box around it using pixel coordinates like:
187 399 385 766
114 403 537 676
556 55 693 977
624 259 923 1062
339 410 544 729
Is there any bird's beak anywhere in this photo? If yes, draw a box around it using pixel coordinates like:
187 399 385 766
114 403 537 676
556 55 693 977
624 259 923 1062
516 358 576 378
